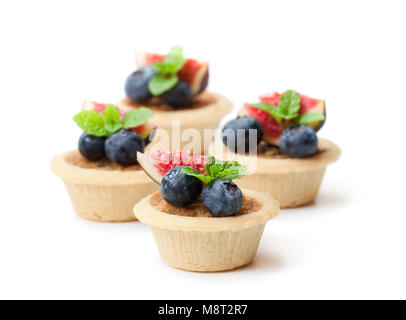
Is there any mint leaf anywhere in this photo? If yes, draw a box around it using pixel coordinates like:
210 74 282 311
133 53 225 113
152 46 185 76
152 61 178 75
295 112 325 125
73 110 110 137
181 167 213 185
148 74 179 95
122 107 154 128
149 46 185 95
182 157 246 184
250 91 304 128
218 166 246 181
103 104 122 133
218 160 246 180
206 162 222 179
204 155 217 166
279 90 300 116
152 61 165 73
282 113 301 121
163 45 185 74
74 104 154 137
205 157 246 181
249 91 326 131
204 156 223 179
151 61 166 73
250 103 283 124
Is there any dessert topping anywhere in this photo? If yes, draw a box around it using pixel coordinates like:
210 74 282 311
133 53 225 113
137 149 206 184
239 90 326 146
126 46 209 108
201 179 243 217
161 80 193 108
74 104 153 137
124 67 156 103
150 154 246 217
223 90 325 158
74 105 154 165
148 46 186 96
78 133 106 161
181 156 246 185
250 90 325 130
161 166 203 207
279 124 318 158
105 129 145 166
222 117 264 153
182 157 246 217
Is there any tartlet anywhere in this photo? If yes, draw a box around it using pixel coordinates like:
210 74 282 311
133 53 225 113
218 90 341 208
134 152 280 272
51 150 158 222
209 138 341 208
51 103 158 222
119 46 233 153
134 188 279 272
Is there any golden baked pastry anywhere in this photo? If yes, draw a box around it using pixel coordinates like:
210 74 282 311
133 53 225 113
134 189 279 272
51 150 159 222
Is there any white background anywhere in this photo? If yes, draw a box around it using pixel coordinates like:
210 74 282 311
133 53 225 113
1 0 405 299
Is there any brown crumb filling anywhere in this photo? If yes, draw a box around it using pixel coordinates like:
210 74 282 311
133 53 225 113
256 141 288 159
247 141 325 159
66 152 141 171
122 91 217 111
150 192 262 218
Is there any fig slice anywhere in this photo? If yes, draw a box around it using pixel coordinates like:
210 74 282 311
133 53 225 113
137 151 163 185
137 149 206 185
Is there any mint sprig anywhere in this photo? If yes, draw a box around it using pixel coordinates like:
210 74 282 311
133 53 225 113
295 112 325 125
279 90 301 115
250 90 325 129
182 156 246 185
73 110 111 137
148 45 186 95
103 104 122 133
148 74 179 96
122 107 154 129
74 105 153 137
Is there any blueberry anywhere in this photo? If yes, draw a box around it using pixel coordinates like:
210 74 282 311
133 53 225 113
202 179 243 217
78 132 106 161
222 117 263 153
125 67 156 103
105 129 145 166
280 125 318 158
161 166 202 207
161 81 193 108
